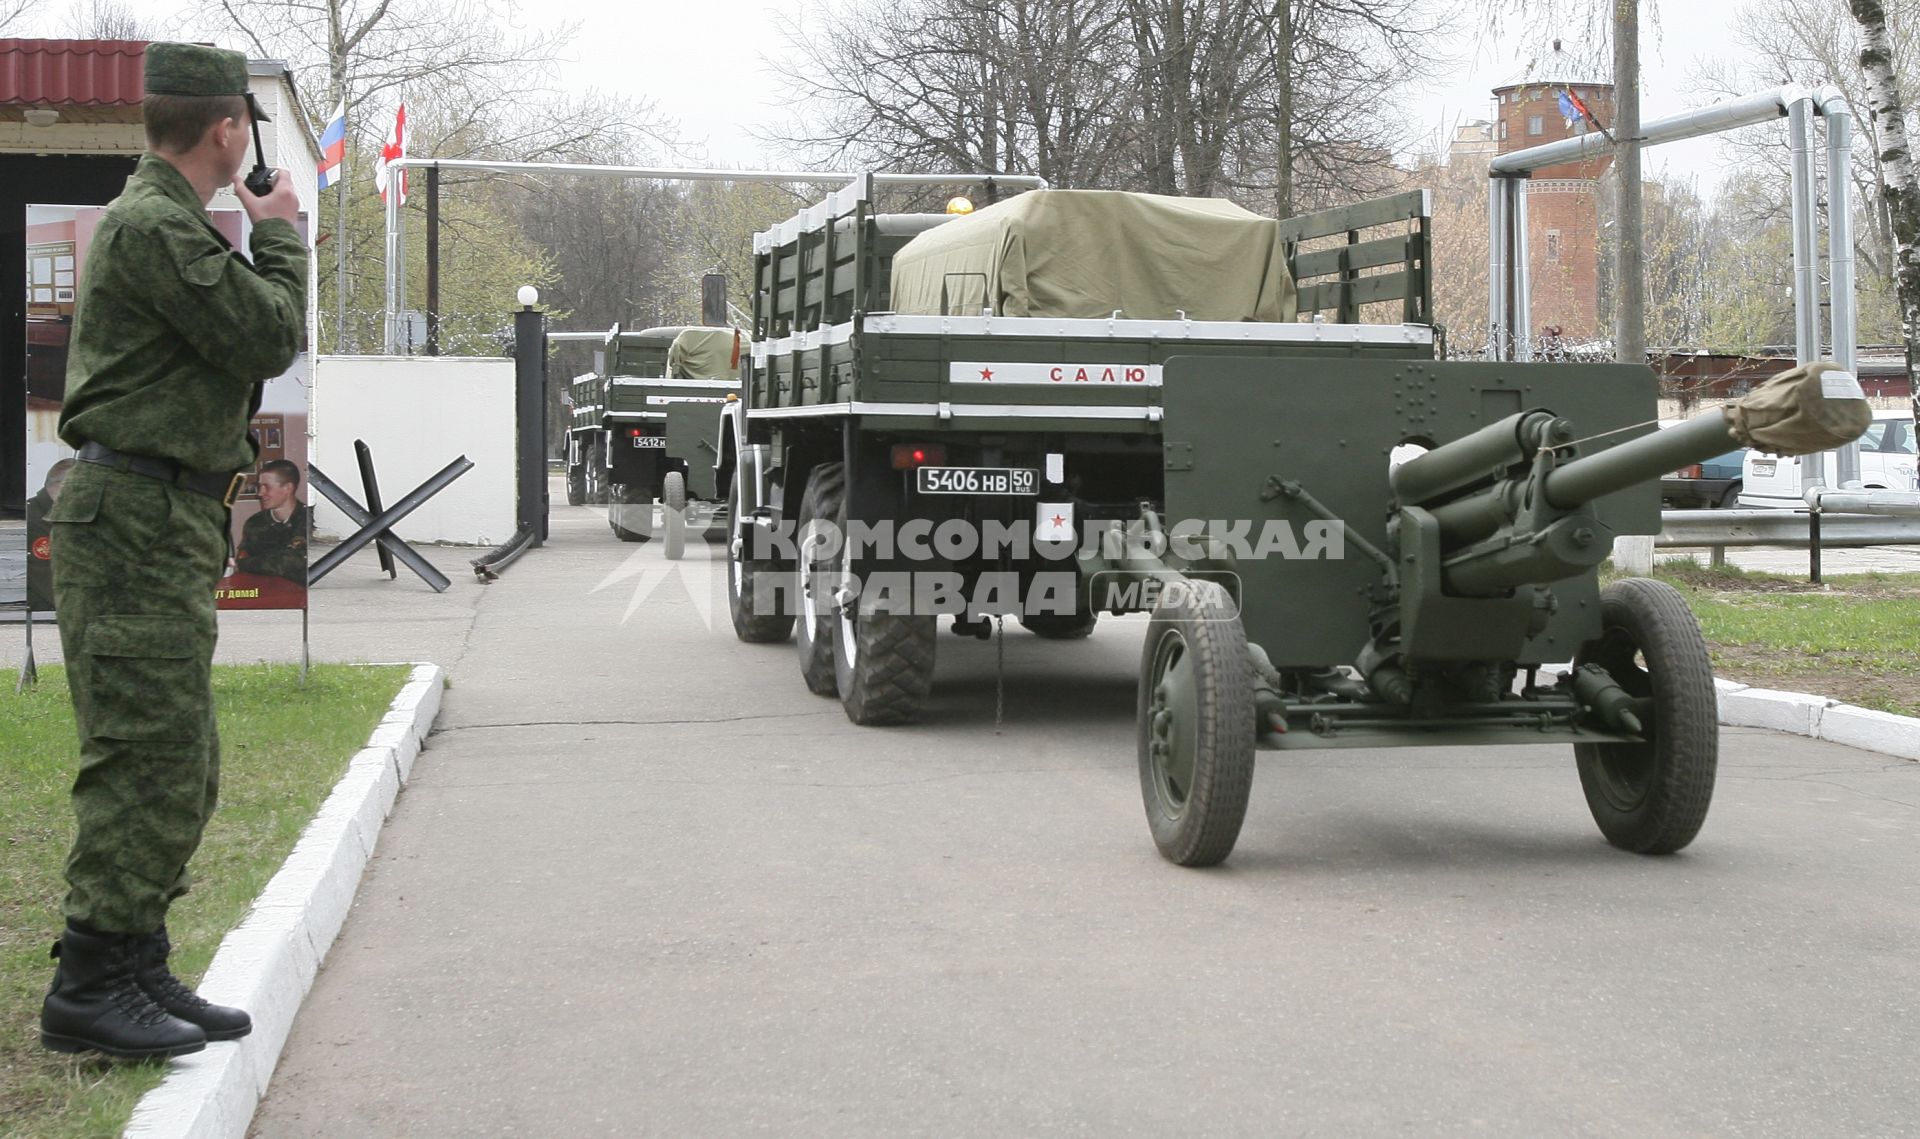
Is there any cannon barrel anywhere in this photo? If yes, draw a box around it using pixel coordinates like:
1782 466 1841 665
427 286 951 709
1423 409 1739 552
1390 410 1568 506
1542 411 1738 509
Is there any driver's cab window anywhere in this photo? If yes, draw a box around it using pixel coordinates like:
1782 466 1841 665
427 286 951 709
1879 420 1916 455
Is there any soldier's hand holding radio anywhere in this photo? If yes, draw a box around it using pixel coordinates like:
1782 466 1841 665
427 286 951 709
234 166 298 224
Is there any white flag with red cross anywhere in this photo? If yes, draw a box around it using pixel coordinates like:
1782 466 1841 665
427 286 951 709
373 101 407 204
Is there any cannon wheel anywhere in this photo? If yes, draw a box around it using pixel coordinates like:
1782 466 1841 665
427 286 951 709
1573 577 1718 854
663 471 688 560
794 463 844 695
1137 579 1255 867
727 474 794 644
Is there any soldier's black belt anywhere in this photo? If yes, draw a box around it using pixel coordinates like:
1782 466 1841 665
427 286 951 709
76 441 247 507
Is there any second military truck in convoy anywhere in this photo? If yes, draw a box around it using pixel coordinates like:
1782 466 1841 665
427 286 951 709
566 324 741 554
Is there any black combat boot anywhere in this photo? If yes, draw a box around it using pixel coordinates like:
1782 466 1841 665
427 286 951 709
135 925 252 1041
41 923 208 1059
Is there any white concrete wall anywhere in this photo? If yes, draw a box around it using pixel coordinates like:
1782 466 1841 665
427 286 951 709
312 356 516 546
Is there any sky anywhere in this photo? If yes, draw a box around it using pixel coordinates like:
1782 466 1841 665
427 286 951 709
44 0 1765 196
520 1 1761 193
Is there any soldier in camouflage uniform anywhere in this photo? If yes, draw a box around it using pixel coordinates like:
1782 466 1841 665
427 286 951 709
39 42 307 1061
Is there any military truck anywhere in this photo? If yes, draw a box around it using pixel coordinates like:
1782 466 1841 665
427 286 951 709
716 175 1871 867
565 324 741 546
718 179 1435 718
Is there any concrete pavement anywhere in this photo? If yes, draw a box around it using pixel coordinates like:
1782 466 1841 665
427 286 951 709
205 491 1920 1136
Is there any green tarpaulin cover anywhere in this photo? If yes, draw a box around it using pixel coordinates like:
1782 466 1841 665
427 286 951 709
889 189 1298 322
668 327 743 379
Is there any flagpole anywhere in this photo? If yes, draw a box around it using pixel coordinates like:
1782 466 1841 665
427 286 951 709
336 125 348 353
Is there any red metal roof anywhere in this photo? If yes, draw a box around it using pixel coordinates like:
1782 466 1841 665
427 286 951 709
0 39 148 107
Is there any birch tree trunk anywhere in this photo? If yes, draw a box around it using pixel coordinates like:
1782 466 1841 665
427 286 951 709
1849 0 1920 427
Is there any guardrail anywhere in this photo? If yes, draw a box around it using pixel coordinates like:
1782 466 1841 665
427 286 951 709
1640 501 1920 581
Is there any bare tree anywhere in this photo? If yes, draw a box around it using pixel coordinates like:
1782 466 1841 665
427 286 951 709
193 0 665 352
0 0 33 33
1696 0 1920 347
765 0 1138 190
767 0 1437 212
66 0 151 38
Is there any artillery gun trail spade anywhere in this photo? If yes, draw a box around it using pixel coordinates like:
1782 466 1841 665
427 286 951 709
1096 360 1870 866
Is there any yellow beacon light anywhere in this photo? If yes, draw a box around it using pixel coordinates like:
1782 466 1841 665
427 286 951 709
946 195 975 215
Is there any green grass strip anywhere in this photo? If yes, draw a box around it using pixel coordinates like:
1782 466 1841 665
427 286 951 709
1 663 410 1138
1652 564 1920 718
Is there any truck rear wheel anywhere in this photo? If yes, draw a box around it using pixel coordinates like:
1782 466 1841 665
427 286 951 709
727 476 794 643
585 438 610 505
566 454 586 506
1572 578 1718 854
794 463 844 695
1138 579 1254 867
663 471 688 561
833 603 937 726
609 483 653 543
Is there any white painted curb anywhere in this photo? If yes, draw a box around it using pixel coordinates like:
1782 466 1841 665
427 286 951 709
122 663 445 1139
1539 669 1917 763
1713 676 1920 761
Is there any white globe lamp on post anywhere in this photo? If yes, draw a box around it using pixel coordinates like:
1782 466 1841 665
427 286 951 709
517 285 539 309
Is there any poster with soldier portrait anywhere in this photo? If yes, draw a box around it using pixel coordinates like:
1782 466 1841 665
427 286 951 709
15 203 311 616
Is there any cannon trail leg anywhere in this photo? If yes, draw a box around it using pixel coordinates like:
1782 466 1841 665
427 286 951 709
1572 578 1719 853
1137 580 1256 867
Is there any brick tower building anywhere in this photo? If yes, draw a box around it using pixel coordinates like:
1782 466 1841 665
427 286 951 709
1492 52 1615 342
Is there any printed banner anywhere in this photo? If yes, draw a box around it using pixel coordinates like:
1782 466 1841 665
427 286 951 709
18 203 311 615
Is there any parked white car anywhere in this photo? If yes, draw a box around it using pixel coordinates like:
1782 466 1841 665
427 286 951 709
1738 409 1918 507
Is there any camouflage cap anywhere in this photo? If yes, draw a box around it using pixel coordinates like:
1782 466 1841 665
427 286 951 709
143 42 270 122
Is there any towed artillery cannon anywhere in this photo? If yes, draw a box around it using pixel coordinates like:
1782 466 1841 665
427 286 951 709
1081 359 1870 866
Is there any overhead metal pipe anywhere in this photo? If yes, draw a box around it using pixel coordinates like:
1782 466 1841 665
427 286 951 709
1487 178 1506 358
1515 182 1533 361
1817 86 1862 486
379 160 1048 353
1490 85 1809 175
1787 92 1826 490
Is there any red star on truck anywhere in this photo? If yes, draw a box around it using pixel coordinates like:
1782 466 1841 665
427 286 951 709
979 367 994 381
1050 514 1067 528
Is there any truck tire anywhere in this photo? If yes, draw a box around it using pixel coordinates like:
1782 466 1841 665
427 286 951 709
609 483 653 543
727 477 794 643
1137 579 1254 867
794 463 844 695
663 471 688 561
1572 578 1718 854
1716 484 1741 509
833 604 937 725
585 438 610 505
566 454 586 506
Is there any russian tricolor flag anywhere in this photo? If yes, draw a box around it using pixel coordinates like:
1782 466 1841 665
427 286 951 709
316 101 346 190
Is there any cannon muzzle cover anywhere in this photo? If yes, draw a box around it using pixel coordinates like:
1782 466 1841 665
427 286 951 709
1724 361 1871 456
